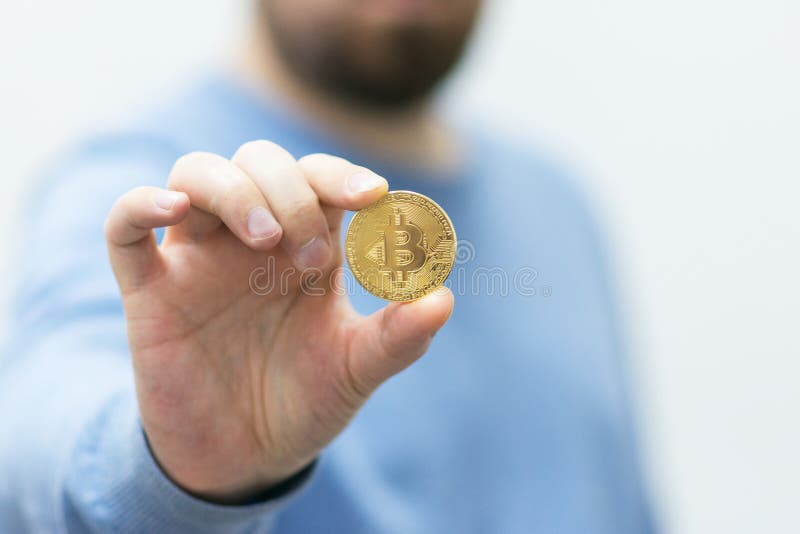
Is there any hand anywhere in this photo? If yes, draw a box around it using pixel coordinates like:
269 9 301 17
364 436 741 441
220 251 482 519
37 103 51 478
104 141 454 502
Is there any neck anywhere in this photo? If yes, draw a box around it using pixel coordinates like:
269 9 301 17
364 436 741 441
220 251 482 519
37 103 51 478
232 25 461 175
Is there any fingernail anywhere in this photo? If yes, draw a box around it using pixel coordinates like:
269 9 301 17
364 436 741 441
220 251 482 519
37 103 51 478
152 190 182 211
248 207 281 240
347 171 386 194
294 236 330 270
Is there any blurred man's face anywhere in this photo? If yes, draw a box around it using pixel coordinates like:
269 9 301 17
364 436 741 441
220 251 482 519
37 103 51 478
259 0 483 110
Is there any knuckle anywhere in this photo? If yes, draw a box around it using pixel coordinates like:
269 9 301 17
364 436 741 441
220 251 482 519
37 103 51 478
297 152 332 167
267 164 308 193
103 212 116 241
104 192 132 242
298 153 350 174
109 189 136 216
174 150 213 169
233 139 292 166
168 151 205 187
131 186 159 208
131 185 153 196
283 196 322 225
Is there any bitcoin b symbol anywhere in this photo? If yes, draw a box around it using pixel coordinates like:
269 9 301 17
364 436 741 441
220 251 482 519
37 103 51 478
381 208 426 285
346 191 456 301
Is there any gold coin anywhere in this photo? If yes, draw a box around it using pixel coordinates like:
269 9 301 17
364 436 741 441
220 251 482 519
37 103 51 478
345 190 457 302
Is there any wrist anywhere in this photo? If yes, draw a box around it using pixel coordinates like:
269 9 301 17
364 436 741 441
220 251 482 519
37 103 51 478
142 430 316 505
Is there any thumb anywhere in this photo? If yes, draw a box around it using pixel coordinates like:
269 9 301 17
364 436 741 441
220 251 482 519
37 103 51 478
105 186 190 293
345 287 454 397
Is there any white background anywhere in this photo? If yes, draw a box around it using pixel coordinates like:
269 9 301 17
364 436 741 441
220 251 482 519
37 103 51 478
1 1 798 533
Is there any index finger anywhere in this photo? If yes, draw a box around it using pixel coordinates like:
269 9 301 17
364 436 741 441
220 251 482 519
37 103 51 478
297 153 389 210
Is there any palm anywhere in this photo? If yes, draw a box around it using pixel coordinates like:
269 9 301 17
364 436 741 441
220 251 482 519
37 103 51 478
124 222 362 489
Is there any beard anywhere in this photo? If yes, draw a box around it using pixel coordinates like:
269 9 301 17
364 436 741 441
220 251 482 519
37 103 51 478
259 2 479 110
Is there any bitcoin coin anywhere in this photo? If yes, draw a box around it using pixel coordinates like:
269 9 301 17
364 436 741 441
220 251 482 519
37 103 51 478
345 190 456 302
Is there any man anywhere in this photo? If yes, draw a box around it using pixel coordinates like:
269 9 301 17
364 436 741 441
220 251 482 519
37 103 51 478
0 0 655 532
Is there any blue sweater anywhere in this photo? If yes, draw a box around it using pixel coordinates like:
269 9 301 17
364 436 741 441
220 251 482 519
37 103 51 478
0 75 655 533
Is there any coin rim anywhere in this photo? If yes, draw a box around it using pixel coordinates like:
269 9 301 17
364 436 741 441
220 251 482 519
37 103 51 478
345 190 457 302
